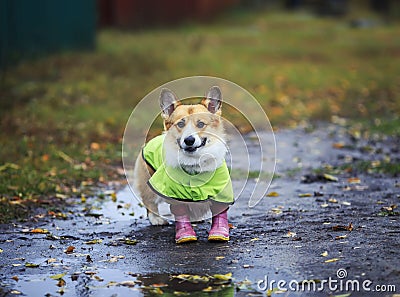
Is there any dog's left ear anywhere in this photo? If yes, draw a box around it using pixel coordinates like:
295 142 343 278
202 86 222 114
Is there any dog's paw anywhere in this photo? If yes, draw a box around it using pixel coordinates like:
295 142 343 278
148 212 168 225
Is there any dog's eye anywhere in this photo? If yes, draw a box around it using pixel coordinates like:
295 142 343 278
177 121 185 128
197 121 205 128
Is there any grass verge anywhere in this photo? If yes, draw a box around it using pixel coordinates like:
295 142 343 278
1 9 399 222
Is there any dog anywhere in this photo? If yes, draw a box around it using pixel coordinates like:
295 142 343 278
133 86 233 243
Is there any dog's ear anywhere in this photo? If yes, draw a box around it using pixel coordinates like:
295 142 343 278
160 88 180 118
202 86 222 114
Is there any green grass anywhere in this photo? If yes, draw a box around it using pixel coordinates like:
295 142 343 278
1 9 400 221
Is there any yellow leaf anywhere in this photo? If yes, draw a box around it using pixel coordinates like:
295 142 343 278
202 286 214 292
25 263 39 268
323 174 338 182
213 273 232 281
50 273 67 280
81 194 86 203
321 251 328 257
111 192 117 202
84 239 102 245
149 287 163 295
30 228 49 234
266 191 279 197
215 256 225 260
0 248 3 253
250 237 260 242
324 258 339 263
298 193 312 197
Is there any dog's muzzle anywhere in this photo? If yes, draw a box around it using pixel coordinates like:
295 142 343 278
179 137 207 153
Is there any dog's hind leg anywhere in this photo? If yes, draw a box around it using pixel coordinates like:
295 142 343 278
144 196 169 225
133 155 168 225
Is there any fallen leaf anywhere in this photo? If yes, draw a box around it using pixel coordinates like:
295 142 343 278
213 273 232 281
119 281 137 288
111 192 117 202
250 237 260 242
348 177 361 184
50 273 66 280
148 287 163 295
324 258 339 263
0 248 3 253
341 201 351 206
328 198 338 203
11 276 19 281
172 274 209 283
332 223 353 231
64 246 75 254
332 142 345 149
84 271 97 275
323 174 338 182
321 251 328 257
10 290 22 295
335 235 348 240
81 194 86 203
243 264 253 268
270 208 283 214
90 142 100 150
320 203 329 208
57 279 66 287
215 256 225 260
285 231 297 238
266 191 279 197
84 239 102 245
25 263 39 268
30 228 49 234
298 193 312 197
150 283 168 288
202 286 214 292
123 238 137 245
93 275 104 281
228 223 236 229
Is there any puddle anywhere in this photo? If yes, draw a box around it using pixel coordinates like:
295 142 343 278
5 270 237 297
90 186 174 222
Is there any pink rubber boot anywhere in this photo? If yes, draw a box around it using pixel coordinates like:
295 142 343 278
208 203 230 242
170 204 197 244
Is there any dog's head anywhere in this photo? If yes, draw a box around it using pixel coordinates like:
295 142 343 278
160 86 227 172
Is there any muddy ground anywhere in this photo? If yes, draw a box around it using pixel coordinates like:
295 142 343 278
0 123 399 296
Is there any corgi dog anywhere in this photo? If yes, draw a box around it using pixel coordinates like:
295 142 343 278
133 86 233 243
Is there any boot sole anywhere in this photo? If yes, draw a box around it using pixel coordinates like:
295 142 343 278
208 235 229 242
176 236 197 244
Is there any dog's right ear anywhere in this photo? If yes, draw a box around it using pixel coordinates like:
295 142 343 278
160 88 180 119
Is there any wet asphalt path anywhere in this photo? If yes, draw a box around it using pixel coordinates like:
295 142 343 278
0 123 399 296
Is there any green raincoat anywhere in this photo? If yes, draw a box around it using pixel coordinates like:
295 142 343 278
142 134 234 204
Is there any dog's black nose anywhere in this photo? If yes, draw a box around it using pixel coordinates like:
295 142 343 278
184 135 195 146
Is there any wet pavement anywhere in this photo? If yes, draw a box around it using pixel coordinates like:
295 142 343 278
1 123 399 296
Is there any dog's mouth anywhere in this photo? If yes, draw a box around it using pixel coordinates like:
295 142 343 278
179 137 207 153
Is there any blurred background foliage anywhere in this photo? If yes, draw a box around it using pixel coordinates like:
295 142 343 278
0 0 399 221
